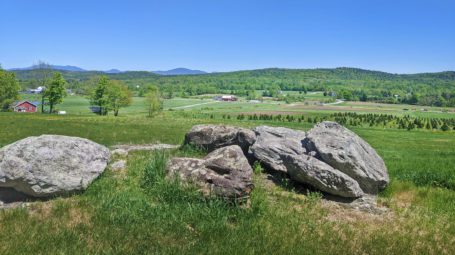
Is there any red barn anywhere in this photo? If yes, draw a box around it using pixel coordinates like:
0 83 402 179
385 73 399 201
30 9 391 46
13 101 38 113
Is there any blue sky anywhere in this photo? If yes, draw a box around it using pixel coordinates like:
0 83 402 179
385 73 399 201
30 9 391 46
1 0 454 73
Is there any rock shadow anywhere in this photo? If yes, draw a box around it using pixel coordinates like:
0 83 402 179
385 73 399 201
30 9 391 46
0 187 40 203
263 171 358 203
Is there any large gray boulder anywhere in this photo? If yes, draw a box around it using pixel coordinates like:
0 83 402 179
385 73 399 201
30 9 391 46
283 154 363 198
304 121 389 194
0 135 110 198
250 126 306 173
167 145 253 201
184 125 256 153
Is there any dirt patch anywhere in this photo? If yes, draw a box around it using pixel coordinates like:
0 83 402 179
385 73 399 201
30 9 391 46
112 143 180 152
27 201 54 219
392 189 417 208
240 111 309 115
238 105 402 115
26 199 92 228
284 104 399 112
66 207 91 228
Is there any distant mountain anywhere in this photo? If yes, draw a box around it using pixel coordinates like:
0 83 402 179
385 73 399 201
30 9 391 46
9 65 126 74
10 65 87 72
104 69 123 74
152 68 207 76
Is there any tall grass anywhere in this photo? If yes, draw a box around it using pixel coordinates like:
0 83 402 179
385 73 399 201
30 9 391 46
0 151 455 254
142 150 169 189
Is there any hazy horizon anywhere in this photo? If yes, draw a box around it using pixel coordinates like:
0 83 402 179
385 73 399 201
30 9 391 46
4 63 455 75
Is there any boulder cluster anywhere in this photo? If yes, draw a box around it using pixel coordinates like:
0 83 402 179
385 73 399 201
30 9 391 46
0 122 389 206
170 122 389 200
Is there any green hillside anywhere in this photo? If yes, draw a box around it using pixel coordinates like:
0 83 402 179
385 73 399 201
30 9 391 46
12 67 455 107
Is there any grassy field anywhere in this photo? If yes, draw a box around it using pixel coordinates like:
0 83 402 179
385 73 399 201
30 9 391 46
20 94 455 117
1 95 455 254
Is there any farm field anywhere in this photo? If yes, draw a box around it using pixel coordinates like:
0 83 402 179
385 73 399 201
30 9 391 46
1 96 455 253
19 94 217 115
19 94 455 118
167 94 454 118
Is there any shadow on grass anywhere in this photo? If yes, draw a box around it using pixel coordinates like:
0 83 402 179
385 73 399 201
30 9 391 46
0 187 86 205
262 168 358 203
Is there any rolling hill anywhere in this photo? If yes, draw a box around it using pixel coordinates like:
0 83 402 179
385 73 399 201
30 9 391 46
10 67 455 107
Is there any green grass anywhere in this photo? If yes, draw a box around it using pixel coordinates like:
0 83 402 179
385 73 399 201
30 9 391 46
18 94 455 118
1 150 454 254
0 113 194 147
20 94 150 116
164 97 214 109
1 97 455 254
352 127 455 190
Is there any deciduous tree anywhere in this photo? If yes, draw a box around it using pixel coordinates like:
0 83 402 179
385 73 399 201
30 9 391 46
0 68 20 111
105 80 132 116
90 76 110 115
145 85 162 117
45 72 67 113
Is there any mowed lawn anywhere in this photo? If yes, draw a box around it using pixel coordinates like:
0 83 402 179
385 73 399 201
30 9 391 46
1 100 455 254
19 94 149 115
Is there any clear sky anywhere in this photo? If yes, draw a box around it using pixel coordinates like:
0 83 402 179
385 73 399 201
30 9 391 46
1 0 454 73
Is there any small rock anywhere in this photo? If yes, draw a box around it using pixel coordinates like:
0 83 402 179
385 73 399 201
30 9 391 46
112 149 128 157
336 195 389 214
111 160 127 171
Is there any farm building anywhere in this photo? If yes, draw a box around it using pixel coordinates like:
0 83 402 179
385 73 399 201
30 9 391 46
13 101 38 113
214 95 238 101
26 86 45 94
